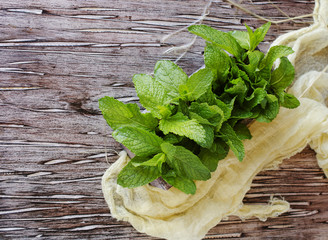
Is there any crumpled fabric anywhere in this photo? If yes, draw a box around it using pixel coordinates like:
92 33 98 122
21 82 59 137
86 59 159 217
102 1 328 239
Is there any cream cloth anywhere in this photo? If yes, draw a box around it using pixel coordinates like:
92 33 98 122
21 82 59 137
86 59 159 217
102 1 328 239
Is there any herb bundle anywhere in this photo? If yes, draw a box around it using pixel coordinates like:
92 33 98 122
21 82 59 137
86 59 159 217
99 22 299 194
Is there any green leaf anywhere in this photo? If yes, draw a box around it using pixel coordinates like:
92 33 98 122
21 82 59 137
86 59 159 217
256 94 279 122
157 105 173 119
250 106 261 119
245 24 256 51
258 45 294 81
161 142 211 180
265 94 280 119
197 88 217 105
99 96 157 131
113 127 163 157
178 84 189 101
225 78 248 104
132 153 166 168
229 64 251 87
154 60 188 98
259 45 294 71
162 171 196 194
233 122 252 140
181 68 214 101
244 88 267 109
199 139 229 172
270 57 295 90
204 42 230 81
252 77 268 89
163 133 183 144
230 63 240 79
220 123 245 161
189 102 224 127
189 112 211 125
252 22 271 50
117 156 161 188
231 22 270 52
238 67 251 83
241 64 255 81
188 24 244 60
248 50 265 68
159 112 206 146
202 125 215 149
269 57 299 109
229 30 250 50
278 92 300 109
133 74 172 118
177 98 189 116
216 98 234 121
231 107 253 120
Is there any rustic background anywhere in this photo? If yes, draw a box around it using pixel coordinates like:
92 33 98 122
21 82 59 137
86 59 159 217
1 0 327 239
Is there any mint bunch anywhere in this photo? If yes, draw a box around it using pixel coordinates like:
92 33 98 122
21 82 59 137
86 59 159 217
99 22 299 194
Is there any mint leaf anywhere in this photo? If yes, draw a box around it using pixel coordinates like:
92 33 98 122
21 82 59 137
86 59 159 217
230 22 270 51
132 153 166 168
159 112 206 146
233 122 252 140
99 96 157 131
270 57 295 90
252 22 271 50
229 64 249 83
113 127 163 157
163 133 183 144
231 107 253 120
154 60 188 98
117 156 160 188
177 98 189 116
258 45 294 81
244 88 267 109
248 50 265 68
256 94 279 122
269 56 299 109
225 78 248 104
188 24 244 60
245 24 256 51
197 88 217 106
237 68 251 84
162 171 196 194
246 22 271 51
189 112 212 125
229 30 250 50
252 77 268 89
264 94 279 119
180 68 214 101
278 92 300 109
133 74 172 118
202 125 215 149
189 102 224 128
204 42 230 81
216 98 234 121
220 123 245 161
199 139 229 172
161 142 211 180
178 84 189 100
259 45 294 71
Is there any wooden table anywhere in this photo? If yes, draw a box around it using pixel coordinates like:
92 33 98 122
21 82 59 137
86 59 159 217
1 0 327 239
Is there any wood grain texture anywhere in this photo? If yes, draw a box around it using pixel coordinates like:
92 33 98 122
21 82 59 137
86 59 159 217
1 0 327 239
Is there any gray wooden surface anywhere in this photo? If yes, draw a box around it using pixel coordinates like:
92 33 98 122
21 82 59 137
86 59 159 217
1 0 327 239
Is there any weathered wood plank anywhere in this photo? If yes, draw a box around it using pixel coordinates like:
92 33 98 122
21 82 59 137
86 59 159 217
1 0 327 239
